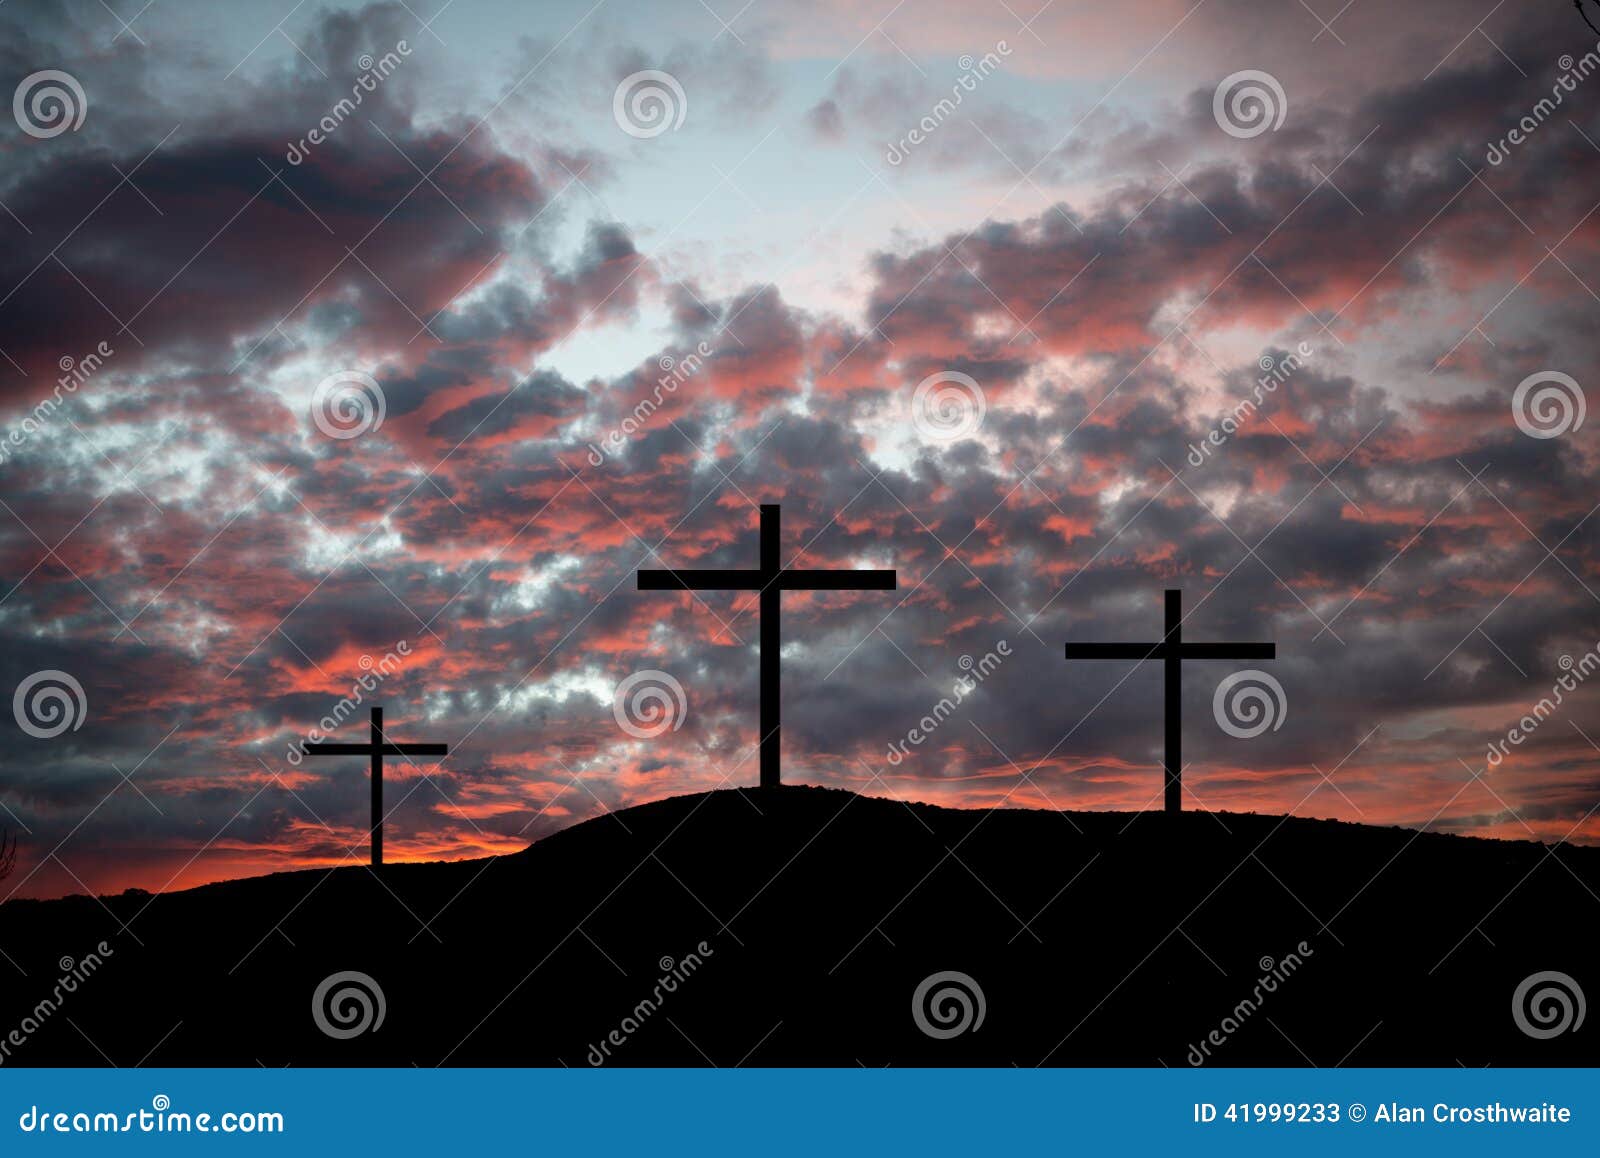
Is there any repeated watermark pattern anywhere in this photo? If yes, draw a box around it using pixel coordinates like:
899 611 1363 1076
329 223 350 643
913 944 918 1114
13 69 86 138
1186 943 1315 1064
0 341 114 467
1212 70 1287 139
612 70 687 138
0 942 115 1065
285 42 413 165
285 642 413 766
885 42 1012 166
311 369 387 440
912 970 986 1039
1511 970 1585 1039
911 370 986 442
1486 644 1600 767
612 670 687 739
13 670 88 740
1511 370 1585 439
587 341 714 465
311 971 386 1039
1187 343 1311 467
886 642 1010 765
1212 669 1286 739
587 942 715 1064
1486 43 1600 166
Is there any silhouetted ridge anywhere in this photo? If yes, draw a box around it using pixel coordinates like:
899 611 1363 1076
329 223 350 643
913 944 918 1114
0 788 1593 1066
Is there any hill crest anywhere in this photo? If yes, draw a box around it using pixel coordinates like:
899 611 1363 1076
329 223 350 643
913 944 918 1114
0 786 1593 1066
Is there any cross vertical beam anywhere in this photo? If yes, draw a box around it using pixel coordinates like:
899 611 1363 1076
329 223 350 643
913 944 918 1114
638 503 896 788
1164 590 1182 813
1063 588 1275 813
759 504 781 790
372 706 384 866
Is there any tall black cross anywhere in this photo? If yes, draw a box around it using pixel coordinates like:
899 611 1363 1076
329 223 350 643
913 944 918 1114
1063 589 1274 813
638 503 896 789
304 706 448 867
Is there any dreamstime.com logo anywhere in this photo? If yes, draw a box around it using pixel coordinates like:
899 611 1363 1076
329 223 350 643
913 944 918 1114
13 70 87 138
912 970 986 1039
612 669 687 739
312 970 386 1039
1512 971 1586 1039
311 369 387 440
613 70 687 138
18 1096 283 1135
911 370 986 442
1512 370 1585 439
1212 669 1286 739
13 670 87 739
1212 70 1287 139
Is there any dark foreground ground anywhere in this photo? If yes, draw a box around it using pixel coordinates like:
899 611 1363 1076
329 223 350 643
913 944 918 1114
0 787 1593 1065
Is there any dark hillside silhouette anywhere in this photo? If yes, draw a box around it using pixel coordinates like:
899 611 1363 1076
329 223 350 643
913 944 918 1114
0 789 1593 1066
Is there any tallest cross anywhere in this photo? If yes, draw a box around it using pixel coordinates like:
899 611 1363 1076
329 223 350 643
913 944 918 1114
1063 589 1275 812
638 504 897 788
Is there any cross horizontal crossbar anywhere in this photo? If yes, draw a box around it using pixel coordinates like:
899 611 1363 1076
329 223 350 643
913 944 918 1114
304 742 449 756
1062 642 1275 660
638 568 896 591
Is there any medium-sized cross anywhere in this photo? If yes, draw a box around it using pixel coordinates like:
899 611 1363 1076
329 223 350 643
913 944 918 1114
304 707 448 867
638 503 896 788
1063 589 1275 813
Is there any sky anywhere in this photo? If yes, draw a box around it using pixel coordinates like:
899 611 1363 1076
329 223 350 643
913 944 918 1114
1 0 1599 899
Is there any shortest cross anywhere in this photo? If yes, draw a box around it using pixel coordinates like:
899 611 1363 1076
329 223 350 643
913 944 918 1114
1063 589 1274 814
304 706 448 867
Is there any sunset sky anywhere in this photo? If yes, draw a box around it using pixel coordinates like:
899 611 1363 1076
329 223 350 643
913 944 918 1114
2 0 1598 899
